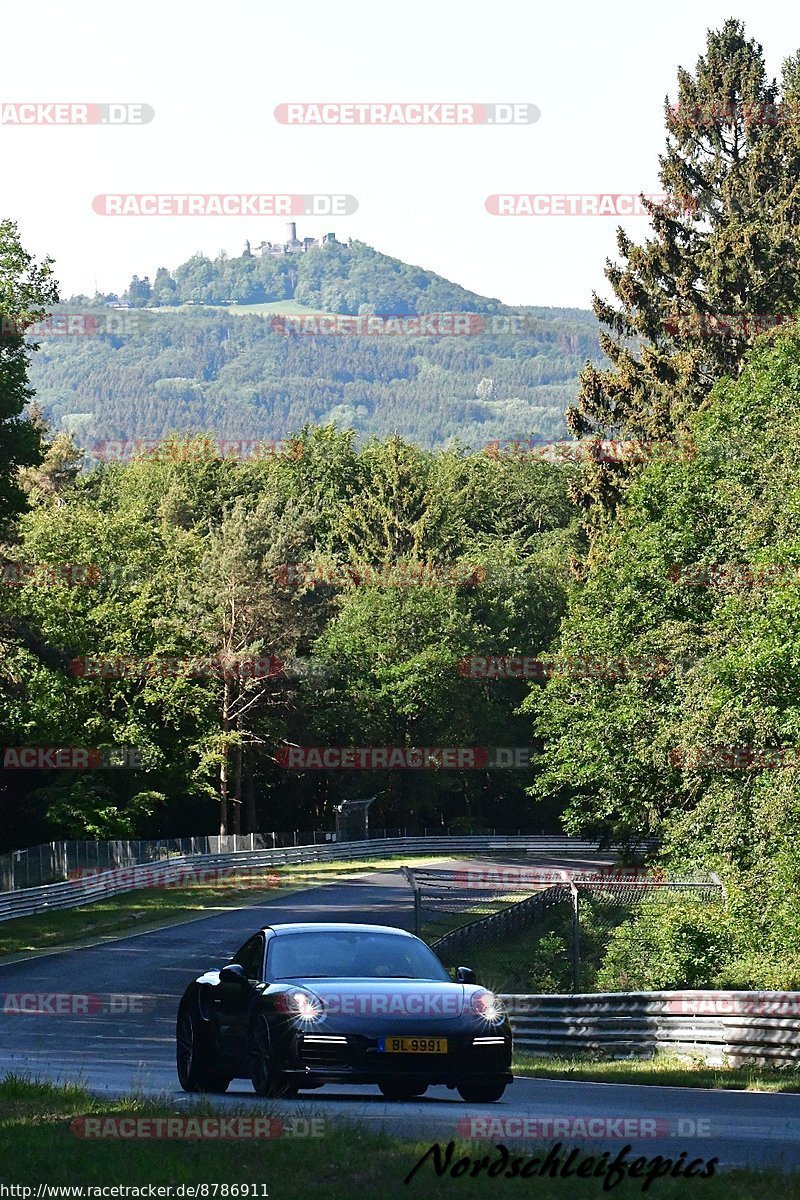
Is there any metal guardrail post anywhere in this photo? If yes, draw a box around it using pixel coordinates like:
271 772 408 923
570 883 580 992
400 866 421 936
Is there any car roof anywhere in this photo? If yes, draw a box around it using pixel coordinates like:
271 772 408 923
262 922 414 937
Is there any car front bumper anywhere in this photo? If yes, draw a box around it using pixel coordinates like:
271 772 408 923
284 1027 513 1086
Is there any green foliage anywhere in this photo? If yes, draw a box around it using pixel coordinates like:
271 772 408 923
571 19 800 523
42 784 165 840
28 238 603 452
0 426 578 844
0 219 59 530
530 326 800 986
595 896 732 991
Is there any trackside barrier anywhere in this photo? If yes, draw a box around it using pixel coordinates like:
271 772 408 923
499 991 800 1067
0 836 656 921
430 884 572 952
0 831 659 891
427 873 723 959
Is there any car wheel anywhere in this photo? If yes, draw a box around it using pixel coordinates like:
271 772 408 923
457 1079 507 1103
176 1005 231 1093
378 1081 428 1101
250 1013 297 1098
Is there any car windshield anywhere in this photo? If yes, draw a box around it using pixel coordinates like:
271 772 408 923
267 930 450 981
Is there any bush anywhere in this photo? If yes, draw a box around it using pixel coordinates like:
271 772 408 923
595 895 733 990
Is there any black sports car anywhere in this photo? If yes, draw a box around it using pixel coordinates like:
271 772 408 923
176 922 513 1102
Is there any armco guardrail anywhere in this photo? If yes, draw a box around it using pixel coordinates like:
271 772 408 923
500 991 800 1067
0 828 646 890
0 836 656 922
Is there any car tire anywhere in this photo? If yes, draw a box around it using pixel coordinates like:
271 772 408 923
457 1079 507 1103
250 1013 298 1098
378 1081 428 1101
176 1004 231 1093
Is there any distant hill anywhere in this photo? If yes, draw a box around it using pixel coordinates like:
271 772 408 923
29 238 604 451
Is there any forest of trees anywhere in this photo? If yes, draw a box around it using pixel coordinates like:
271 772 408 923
0 421 580 850
3 19 800 990
116 239 513 314
28 300 602 453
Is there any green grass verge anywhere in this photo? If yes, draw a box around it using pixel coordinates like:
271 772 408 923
0 856 452 961
0 1077 794 1196
514 1053 800 1093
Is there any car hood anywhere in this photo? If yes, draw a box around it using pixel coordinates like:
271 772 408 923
278 976 470 1021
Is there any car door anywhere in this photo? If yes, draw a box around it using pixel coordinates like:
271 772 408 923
216 933 265 1062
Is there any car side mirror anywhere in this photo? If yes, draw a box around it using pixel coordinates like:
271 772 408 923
219 963 249 985
456 966 477 984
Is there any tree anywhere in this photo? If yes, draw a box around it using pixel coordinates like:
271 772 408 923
570 20 800 528
528 325 800 982
18 404 82 505
0 219 59 531
152 267 177 305
190 491 318 834
123 275 152 307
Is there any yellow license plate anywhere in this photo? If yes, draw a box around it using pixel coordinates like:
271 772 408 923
379 1037 447 1054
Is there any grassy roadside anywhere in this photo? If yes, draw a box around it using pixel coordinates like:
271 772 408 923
0 856 452 961
0 1077 795 1197
514 1053 800 1093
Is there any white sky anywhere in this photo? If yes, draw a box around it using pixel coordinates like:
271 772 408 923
1 0 796 307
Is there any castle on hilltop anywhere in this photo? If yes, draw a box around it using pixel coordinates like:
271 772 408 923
245 223 347 257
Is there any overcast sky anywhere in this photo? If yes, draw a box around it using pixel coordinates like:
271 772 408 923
2 1 796 308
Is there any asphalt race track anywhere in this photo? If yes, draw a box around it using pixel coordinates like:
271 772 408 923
1 860 799 1172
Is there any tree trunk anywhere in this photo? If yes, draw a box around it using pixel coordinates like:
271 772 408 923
233 738 243 835
219 676 231 835
244 761 256 834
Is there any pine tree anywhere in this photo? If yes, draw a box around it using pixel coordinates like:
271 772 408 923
570 20 800 528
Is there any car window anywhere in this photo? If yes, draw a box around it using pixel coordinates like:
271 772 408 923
231 934 264 981
266 930 450 981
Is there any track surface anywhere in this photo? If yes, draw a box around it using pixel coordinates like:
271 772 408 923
0 859 799 1172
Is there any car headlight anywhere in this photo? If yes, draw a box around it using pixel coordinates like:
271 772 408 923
277 990 324 1021
471 990 505 1023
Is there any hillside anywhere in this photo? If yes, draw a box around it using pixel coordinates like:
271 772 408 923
28 238 603 451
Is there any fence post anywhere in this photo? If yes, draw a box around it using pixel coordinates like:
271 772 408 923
400 866 422 937
570 883 581 992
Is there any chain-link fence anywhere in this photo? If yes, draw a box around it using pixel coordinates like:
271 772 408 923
404 863 724 992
